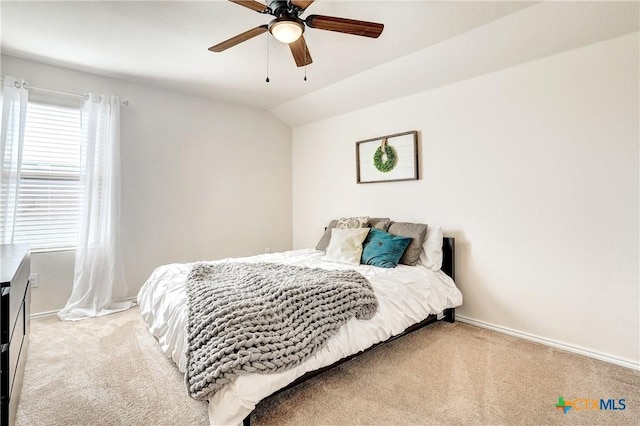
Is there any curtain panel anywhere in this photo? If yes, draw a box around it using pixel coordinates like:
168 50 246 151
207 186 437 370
0 77 28 244
58 94 131 320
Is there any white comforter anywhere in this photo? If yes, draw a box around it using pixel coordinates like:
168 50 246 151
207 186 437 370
137 249 463 426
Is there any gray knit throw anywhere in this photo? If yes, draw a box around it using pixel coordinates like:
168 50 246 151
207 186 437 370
184 261 378 401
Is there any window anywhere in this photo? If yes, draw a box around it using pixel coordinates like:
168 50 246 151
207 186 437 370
0 101 83 252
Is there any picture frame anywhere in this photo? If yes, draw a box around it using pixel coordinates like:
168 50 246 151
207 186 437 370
356 130 418 184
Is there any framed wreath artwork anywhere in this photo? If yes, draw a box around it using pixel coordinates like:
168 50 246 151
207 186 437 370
356 130 418 184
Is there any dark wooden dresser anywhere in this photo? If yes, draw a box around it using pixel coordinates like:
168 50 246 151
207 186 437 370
0 244 31 426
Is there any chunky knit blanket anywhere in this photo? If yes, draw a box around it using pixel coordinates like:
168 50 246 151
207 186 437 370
184 261 378 401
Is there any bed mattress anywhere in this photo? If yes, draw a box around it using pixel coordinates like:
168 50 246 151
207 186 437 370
137 249 462 425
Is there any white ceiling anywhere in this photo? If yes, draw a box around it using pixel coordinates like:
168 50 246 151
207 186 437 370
1 1 638 127
2 1 535 106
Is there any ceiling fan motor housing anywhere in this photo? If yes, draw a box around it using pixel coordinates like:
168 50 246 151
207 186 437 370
267 0 302 16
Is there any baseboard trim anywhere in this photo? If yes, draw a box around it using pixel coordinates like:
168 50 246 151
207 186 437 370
456 315 639 371
31 296 138 320
31 309 60 319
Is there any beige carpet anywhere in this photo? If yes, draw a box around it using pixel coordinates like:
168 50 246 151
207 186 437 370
16 307 639 426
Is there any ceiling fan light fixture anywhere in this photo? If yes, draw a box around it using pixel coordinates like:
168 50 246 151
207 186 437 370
269 18 304 44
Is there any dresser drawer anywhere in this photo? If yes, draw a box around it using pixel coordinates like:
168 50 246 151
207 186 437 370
9 258 29 347
1 255 29 346
8 301 25 398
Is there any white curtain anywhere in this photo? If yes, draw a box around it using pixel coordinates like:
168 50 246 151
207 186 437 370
0 77 28 243
58 94 131 321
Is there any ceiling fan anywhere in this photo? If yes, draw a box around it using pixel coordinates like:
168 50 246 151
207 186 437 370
208 0 384 67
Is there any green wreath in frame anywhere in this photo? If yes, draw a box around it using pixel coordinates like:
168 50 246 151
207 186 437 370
373 139 397 173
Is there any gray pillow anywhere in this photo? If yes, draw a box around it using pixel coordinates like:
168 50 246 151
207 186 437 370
316 217 391 251
368 217 391 231
387 221 428 266
316 217 392 250
336 216 369 229
315 219 338 251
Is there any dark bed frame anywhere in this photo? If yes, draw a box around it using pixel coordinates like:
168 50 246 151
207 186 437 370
242 237 456 426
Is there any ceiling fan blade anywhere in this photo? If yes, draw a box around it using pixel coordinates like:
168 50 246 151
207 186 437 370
229 0 269 13
289 36 313 67
208 25 268 52
305 15 384 38
291 0 314 10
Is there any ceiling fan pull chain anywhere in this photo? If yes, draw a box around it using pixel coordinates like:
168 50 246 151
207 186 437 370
304 32 308 81
265 33 270 83
303 46 307 81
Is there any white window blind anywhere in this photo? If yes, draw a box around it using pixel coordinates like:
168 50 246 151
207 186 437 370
2 101 83 252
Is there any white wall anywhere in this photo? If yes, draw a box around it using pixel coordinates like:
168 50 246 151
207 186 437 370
2 55 292 315
292 33 639 366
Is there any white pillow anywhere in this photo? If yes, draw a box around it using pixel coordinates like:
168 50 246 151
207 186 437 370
322 228 370 265
420 226 443 270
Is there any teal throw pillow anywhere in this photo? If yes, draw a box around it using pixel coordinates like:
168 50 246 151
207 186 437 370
361 228 413 268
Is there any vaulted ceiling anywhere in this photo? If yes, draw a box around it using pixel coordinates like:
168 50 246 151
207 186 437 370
2 1 638 126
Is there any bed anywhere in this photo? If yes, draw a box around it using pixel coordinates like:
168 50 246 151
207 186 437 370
138 228 462 426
